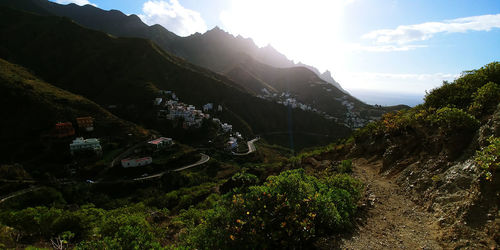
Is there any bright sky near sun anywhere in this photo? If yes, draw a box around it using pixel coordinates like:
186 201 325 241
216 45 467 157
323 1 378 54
52 0 500 105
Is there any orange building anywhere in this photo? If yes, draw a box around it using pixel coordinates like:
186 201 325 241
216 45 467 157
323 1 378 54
54 122 75 138
76 116 94 132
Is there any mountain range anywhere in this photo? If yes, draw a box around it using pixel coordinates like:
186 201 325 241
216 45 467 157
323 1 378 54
0 6 356 152
0 0 406 130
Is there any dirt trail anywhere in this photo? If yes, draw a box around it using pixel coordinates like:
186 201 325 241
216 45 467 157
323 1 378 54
336 158 443 249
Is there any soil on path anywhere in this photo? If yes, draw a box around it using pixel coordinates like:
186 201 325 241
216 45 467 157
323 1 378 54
320 158 443 249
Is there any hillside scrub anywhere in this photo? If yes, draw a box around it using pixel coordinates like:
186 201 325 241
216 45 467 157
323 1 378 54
475 136 500 181
352 62 498 160
181 169 362 249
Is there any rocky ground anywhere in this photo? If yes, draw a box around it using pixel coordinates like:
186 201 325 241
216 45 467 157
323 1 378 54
314 156 498 249
317 158 442 249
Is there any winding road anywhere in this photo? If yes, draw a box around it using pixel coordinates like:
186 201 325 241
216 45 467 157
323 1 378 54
133 153 210 181
0 153 211 203
232 138 260 156
1 138 258 203
0 186 42 204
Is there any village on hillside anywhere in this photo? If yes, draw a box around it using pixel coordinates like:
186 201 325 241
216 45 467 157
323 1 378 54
257 88 374 128
39 89 251 182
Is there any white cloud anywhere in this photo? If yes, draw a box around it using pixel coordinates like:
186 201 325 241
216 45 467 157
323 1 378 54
363 14 500 44
55 0 96 7
347 44 427 52
139 0 207 37
339 71 460 94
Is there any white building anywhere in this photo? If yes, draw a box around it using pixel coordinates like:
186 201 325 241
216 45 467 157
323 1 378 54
121 157 152 168
203 103 213 112
221 123 232 133
154 98 163 106
227 137 238 150
70 137 102 155
148 137 173 150
235 132 243 139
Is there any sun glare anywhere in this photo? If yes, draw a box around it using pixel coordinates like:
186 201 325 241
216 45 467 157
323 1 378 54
220 0 347 72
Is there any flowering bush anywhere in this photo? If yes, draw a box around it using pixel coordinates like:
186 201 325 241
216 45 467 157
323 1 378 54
183 169 362 249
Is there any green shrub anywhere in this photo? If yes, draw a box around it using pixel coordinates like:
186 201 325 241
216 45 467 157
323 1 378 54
425 62 500 110
468 82 500 117
353 121 383 142
427 107 480 134
182 169 362 249
220 172 259 193
338 159 353 173
475 136 500 181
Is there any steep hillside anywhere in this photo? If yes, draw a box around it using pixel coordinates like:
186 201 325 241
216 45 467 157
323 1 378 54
0 57 150 163
295 62 500 248
0 7 350 149
0 0 400 128
0 0 340 85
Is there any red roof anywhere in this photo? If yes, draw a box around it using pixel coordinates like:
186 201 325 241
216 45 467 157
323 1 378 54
148 137 171 145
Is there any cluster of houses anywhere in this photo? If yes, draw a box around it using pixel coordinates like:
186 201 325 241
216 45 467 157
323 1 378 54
257 90 316 112
155 92 211 129
154 90 243 151
120 137 173 168
154 90 236 133
51 116 103 155
53 116 94 138
335 96 373 128
258 88 373 129
212 118 233 133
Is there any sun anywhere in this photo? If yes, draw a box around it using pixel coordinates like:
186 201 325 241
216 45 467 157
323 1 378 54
220 0 346 72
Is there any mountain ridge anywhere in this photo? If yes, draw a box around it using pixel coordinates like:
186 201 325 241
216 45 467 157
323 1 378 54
0 0 347 95
0 6 351 149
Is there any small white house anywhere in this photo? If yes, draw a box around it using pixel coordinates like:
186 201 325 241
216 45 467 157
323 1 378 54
203 103 213 112
221 123 232 133
70 137 102 155
217 105 223 112
154 98 163 106
148 137 173 150
235 132 242 139
227 137 238 150
121 157 152 168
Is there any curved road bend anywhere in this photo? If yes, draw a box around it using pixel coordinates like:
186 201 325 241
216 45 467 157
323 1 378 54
133 153 210 181
232 138 260 156
0 186 42 204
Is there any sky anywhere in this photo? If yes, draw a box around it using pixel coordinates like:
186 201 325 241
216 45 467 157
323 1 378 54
52 0 500 105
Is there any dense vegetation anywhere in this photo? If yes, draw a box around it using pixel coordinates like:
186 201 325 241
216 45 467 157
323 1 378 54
352 62 499 178
0 162 362 248
182 169 361 249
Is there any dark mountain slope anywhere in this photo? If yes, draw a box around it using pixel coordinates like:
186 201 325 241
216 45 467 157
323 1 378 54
0 0 407 129
0 0 347 93
0 0 179 50
0 57 151 162
0 7 350 149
